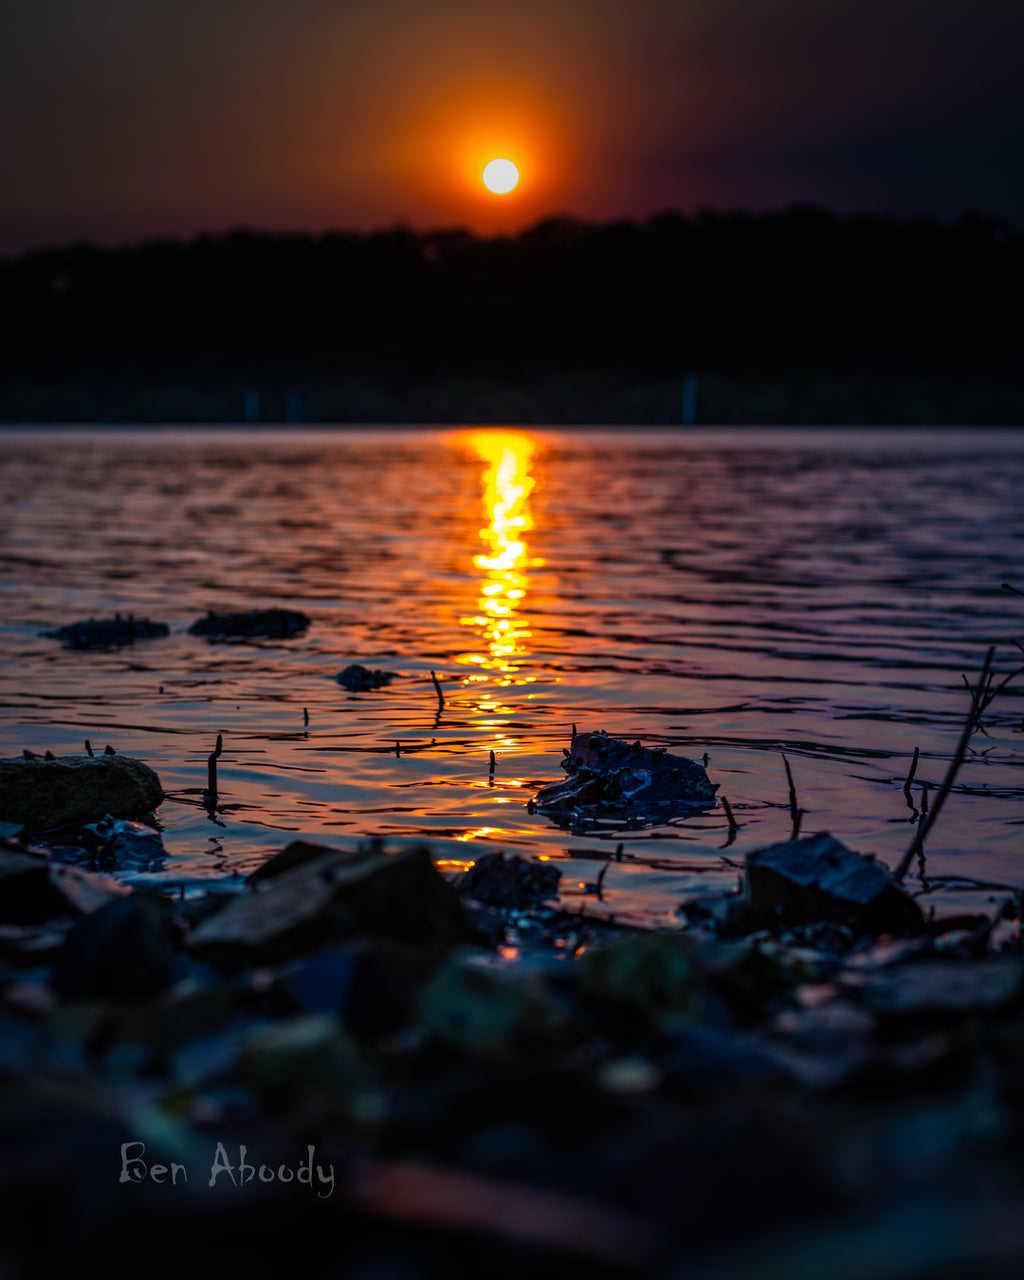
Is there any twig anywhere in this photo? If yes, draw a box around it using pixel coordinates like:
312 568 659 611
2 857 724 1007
894 646 995 882
721 795 739 830
489 749 496 773
206 733 223 797
395 740 402 758
431 671 445 710
781 752 800 839
1002 582 1024 597
595 861 610 899
902 746 920 810
614 842 624 862
303 706 309 727
84 740 94 757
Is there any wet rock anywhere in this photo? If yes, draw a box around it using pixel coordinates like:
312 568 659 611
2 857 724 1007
189 842 477 968
336 664 395 692
533 730 718 818
188 608 311 640
454 851 561 910
41 616 170 650
744 833 924 936
418 952 565 1052
79 816 166 868
0 849 127 924
50 895 181 999
0 752 164 831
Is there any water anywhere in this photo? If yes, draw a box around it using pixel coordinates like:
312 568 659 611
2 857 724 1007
2 426 1022 926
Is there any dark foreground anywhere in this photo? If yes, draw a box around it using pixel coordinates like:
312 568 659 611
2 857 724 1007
2 793 1024 1280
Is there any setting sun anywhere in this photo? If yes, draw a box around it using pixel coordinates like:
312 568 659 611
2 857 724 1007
482 158 519 194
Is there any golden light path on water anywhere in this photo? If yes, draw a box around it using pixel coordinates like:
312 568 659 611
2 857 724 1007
451 429 546 849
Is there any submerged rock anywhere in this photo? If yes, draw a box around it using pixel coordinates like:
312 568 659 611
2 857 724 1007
79 816 166 868
41 616 170 650
533 730 718 818
188 608 311 640
0 753 164 831
454 850 561 910
744 832 923 936
336 664 395 692
189 841 477 967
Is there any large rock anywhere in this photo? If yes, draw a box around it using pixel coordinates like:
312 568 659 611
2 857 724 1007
336 664 394 691
0 753 164 831
189 841 477 967
533 730 718 817
188 609 310 640
744 833 923 935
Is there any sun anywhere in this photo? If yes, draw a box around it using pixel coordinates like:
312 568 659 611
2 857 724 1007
482 158 519 195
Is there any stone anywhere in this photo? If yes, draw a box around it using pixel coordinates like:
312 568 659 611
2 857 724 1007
187 608 311 640
744 833 923 935
50 895 181 999
41 616 169 650
454 850 561 910
0 753 164 831
189 842 477 967
533 730 718 817
0 848 127 924
336 664 395 691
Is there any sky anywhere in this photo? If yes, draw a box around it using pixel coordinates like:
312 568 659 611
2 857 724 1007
2 0 1023 253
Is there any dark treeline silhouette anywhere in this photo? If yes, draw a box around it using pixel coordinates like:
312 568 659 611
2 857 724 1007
2 206 1022 424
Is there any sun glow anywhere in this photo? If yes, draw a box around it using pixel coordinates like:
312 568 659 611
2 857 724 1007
457 430 540 676
482 158 519 194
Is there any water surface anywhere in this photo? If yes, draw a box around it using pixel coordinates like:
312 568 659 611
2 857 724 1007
2 426 1022 925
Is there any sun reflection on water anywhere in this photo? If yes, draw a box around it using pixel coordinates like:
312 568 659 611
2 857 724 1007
456 430 542 679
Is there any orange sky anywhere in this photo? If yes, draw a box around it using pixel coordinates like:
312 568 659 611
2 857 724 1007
2 0 1023 251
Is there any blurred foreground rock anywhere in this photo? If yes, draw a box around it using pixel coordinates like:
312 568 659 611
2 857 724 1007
336 663 395 691
189 841 477 966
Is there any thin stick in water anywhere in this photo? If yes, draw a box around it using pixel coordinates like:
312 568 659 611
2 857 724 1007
902 746 920 810
781 752 800 838
431 671 445 709
206 734 223 797
303 706 309 727
895 646 995 882
596 860 610 899
721 795 739 830
84 740 94 757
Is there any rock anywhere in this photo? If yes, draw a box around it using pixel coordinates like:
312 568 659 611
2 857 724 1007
744 833 924 936
0 848 127 924
858 957 1024 1014
418 952 564 1052
247 839 344 884
454 851 561 910
577 932 699 1020
187 608 311 640
189 842 477 967
0 753 164 831
50 895 181 999
288 941 434 1039
533 730 718 818
336 664 395 691
79 816 166 868
41 616 170 650
241 1014 369 1107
